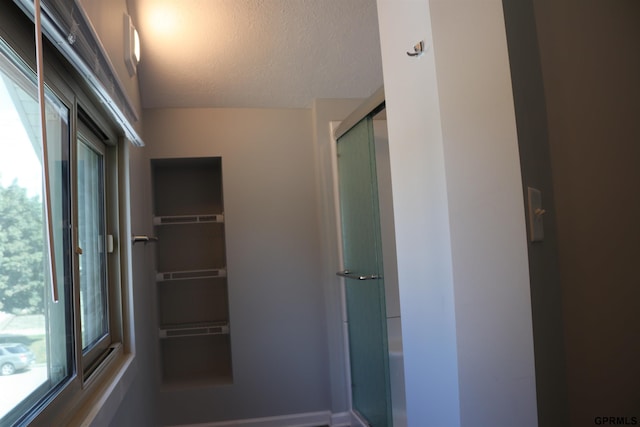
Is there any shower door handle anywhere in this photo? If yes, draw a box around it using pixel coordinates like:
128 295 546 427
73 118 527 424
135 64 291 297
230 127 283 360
336 270 382 281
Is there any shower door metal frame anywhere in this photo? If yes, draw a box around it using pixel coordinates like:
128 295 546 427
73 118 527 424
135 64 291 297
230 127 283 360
334 89 392 427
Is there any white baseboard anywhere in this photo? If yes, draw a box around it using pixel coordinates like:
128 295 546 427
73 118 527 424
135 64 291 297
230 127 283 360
170 410 332 427
330 411 351 427
167 409 371 427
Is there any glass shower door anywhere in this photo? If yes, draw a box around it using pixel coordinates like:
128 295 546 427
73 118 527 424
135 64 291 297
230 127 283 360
337 116 392 426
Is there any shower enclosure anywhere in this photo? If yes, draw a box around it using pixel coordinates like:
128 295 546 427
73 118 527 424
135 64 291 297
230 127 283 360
335 89 398 426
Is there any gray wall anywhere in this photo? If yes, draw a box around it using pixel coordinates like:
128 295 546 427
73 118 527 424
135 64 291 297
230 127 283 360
73 1 640 426
502 1 570 425
74 2 156 426
533 1 640 425
143 108 330 424
501 1 640 426
108 142 157 427
377 0 538 426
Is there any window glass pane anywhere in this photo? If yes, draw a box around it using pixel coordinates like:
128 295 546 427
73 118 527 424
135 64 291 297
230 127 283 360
77 140 108 353
0 45 73 425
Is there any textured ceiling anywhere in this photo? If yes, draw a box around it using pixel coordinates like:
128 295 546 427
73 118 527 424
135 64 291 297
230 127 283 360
131 0 384 109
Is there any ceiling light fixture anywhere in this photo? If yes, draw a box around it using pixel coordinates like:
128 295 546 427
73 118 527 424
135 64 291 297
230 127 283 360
124 13 140 76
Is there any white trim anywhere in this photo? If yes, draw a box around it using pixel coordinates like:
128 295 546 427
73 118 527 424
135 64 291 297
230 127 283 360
334 86 385 140
329 121 347 324
330 120 354 416
330 411 352 427
167 411 332 427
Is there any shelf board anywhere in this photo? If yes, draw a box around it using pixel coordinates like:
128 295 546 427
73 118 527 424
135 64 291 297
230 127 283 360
156 268 227 282
159 321 230 338
153 213 224 225
160 374 233 391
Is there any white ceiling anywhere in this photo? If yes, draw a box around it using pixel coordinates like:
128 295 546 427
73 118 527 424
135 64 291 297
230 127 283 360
130 0 384 109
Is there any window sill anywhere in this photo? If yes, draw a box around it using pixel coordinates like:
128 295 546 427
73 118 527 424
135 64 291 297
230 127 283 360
64 352 137 427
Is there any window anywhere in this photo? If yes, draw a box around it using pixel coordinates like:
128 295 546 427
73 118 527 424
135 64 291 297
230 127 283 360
0 46 74 426
0 23 126 427
77 127 111 370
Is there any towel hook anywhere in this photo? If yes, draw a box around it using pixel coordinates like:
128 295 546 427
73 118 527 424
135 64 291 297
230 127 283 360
407 40 425 57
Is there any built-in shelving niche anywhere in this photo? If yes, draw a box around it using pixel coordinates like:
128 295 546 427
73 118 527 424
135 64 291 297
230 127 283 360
152 157 232 387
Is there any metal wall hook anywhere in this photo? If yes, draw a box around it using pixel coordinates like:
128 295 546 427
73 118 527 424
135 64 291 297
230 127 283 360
407 40 425 57
534 208 547 218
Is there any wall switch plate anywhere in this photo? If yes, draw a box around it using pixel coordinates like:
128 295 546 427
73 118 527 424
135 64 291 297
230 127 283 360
527 187 544 242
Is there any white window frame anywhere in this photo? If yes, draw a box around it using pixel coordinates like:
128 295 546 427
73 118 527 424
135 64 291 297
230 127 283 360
75 120 118 380
0 3 136 426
